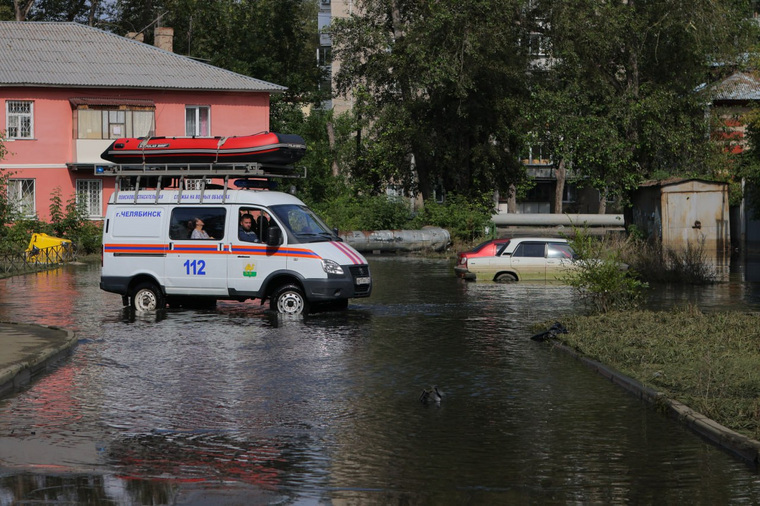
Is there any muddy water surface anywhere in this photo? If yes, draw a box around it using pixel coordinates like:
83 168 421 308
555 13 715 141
0 258 759 504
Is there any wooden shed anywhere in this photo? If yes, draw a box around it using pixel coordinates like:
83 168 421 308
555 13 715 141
626 178 730 259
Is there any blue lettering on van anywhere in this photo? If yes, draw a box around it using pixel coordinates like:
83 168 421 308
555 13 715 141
115 210 162 218
184 259 207 275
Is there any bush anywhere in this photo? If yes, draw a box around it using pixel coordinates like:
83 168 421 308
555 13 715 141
309 191 493 244
0 187 103 256
620 236 716 284
409 193 494 242
564 228 648 313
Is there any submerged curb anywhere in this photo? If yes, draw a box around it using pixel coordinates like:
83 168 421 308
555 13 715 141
553 342 760 465
0 322 78 399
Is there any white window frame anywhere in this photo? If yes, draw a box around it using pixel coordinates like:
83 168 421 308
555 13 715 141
6 100 34 139
7 178 35 217
76 179 103 218
185 106 210 136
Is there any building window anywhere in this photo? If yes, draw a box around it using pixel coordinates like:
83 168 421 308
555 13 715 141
563 183 577 204
77 108 155 139
7 179 35 217
186 106 210 136
76 179 102 218
6 100 33 139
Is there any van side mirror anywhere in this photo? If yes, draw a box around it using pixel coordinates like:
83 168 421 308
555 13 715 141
267 226 282 246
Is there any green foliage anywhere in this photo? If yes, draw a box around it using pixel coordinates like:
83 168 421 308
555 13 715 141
331 0 531 200
109 0 322 100
527 0 756 202
48 187 103 254
0 186 102 255
564 228 648 314
409 193 494 242
310 193 412 231
623 238 716 285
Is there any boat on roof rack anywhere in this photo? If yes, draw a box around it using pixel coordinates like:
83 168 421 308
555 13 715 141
100 132 306 165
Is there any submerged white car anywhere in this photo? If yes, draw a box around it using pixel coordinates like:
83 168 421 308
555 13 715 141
454 237 576 282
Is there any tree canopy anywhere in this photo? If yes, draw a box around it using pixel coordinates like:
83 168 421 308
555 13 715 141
4 0 759 211
331 0 533 200
530 0 756 206
332 0 757 206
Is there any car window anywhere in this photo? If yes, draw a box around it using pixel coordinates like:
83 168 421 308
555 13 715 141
512 242 546 258
547 243 574 259
495 241 511 256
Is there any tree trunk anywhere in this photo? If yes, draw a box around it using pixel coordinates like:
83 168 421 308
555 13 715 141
507 184 517 213
14 0 34 21
553 158 566 214
88 0 99 26
598 187 608 214
326 121 340 177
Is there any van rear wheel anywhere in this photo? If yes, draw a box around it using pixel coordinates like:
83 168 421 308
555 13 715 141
271 284 308 315
131 282 165 312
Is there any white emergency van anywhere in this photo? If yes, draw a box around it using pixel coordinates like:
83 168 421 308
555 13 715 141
98 164 372 315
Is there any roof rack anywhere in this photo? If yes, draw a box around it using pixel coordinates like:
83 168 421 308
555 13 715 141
95 161 302 178
95 162 304 204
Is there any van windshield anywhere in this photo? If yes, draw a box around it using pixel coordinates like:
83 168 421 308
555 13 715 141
270 204 338 243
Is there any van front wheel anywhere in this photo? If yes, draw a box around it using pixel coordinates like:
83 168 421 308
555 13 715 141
271 284 308 315
131 282 165 312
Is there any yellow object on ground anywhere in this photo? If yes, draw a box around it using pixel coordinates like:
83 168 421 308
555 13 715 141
25 233 73 263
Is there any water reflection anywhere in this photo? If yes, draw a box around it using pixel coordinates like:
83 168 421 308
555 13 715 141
0 259 760 504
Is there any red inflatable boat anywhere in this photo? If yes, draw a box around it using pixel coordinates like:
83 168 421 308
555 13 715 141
100 132 306 165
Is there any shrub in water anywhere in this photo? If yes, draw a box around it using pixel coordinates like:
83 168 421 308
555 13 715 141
564 227 648 313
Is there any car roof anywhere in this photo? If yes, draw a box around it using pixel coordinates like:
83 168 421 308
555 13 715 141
510 237 568 242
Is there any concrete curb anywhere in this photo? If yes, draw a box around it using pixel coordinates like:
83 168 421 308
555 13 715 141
0 322 78 399
553 342 760 465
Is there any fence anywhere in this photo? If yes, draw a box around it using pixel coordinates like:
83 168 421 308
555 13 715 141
0 243 77 278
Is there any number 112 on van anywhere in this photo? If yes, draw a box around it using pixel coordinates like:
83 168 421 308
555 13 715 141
184 259 207 275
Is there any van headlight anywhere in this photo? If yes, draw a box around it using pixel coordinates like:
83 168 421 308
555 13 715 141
322 259 344 275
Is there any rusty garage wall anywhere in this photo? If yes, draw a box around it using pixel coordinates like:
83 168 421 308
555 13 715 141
627 178 730 259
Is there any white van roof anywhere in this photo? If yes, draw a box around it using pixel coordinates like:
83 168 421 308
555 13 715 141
109 189 306 206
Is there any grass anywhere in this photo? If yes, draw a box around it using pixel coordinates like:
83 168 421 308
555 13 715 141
550 306 760 440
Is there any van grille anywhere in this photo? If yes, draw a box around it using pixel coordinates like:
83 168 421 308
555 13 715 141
349 264 371 295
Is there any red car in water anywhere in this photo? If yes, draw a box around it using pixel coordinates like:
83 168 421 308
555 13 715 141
455 238 512 275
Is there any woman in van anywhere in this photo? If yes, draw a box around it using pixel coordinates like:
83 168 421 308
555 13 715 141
190 218 213 239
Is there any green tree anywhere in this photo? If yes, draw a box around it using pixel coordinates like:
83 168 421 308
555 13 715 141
331 0 533 200
1 0 105 23
108 0 323 101
530 0 756 211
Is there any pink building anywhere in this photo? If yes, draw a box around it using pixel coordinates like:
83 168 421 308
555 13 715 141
0 22 284 221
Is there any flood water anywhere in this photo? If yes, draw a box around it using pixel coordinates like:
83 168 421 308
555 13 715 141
1 257 760 504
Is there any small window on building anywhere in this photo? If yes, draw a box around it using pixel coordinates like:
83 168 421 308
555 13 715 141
7 179 35 217
185 106 210 136
76 179 102 218
6 100 33 139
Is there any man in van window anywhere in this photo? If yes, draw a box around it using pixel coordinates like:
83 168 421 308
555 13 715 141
238 213 259 242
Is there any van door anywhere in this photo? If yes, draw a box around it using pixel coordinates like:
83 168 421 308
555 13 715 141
164 207 229 295
227 207 287 299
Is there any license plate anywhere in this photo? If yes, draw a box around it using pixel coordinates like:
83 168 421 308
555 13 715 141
355 276 371 285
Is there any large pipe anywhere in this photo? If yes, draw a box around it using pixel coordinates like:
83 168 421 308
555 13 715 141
491 213 624 227
341 227 451 253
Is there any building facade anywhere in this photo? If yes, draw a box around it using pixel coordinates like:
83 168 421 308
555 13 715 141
0 22 284 221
